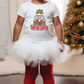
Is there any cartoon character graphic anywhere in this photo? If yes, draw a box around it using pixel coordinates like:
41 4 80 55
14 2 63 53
30 9 48 30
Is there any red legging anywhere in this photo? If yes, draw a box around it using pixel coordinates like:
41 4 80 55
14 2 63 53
24 63 55 84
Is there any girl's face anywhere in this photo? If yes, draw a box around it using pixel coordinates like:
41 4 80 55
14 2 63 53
32 0 45 2
38 0 44 2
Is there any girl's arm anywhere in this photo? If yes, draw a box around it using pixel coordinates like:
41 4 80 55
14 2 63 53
53 16 63 44
53 16 65 52
13 15 25 42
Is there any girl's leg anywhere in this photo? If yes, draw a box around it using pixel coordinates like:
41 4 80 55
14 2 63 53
24 62 38 84
40 63 55 84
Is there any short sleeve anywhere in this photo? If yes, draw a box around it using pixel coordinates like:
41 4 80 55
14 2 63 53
17 4 25 18
53 4 61 18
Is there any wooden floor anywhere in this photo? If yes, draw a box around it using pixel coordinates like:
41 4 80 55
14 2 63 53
0 74 84 84
54 75 84 84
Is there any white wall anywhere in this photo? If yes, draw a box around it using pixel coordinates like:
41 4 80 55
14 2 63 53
51 0 69 24
0 0 9 58
51 0 64 23
63 0 69 20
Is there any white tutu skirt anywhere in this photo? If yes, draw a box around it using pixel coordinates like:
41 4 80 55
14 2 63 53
7 35 70 67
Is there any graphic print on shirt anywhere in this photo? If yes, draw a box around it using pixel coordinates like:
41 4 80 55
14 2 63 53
30 9 48 30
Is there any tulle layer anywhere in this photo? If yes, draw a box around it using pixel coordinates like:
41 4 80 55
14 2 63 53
7 35 70 67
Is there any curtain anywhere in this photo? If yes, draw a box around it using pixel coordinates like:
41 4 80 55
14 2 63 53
8 0 30 44
8 0 69 44
8 0 52 44
8 0 70 43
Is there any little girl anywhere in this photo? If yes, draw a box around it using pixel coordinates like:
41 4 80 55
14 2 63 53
8 0 70 84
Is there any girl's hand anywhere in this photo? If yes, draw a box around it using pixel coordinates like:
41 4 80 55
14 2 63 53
57 40 65 52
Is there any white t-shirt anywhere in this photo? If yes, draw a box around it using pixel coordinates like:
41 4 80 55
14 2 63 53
17 0 61 42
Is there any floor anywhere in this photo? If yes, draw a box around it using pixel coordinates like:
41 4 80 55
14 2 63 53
1 54 84 76
0 49 84 84
54 75 84 84
0 74 84 84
